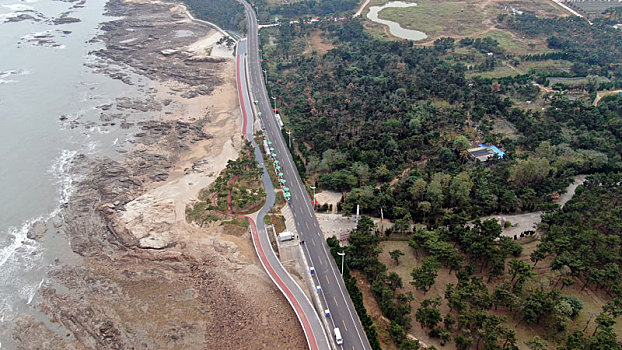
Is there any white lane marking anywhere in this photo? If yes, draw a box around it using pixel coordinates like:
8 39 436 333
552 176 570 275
342 319 348 332
334 295 339 307
319 242 367 346
246 21 366 349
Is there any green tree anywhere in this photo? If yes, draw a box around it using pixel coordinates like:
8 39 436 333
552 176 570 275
455 334 474 350
387 272 403 291
351 162 371 186
416 297 442 330
453 135 470 152
319 148 347 172
393 215 412 234
525 336 548 350
444 312 456 331
410 178 427 201
390 249 405 265
347 216 380 269
426 180 444 209
589 313 619 349
510 157 553 188
449 172 474 208
508 259 534 291
411 257 441 293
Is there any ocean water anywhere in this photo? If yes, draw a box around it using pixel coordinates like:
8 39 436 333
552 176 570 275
0 0 150 342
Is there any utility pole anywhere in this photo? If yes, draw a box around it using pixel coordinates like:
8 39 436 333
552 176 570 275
380 207 384 235
338 251 345 276
271 96 277 111
262 69 267 83
310 185 316 210
286 131 291 148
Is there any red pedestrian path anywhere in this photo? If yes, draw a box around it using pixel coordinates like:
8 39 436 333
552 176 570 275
235 52 319 350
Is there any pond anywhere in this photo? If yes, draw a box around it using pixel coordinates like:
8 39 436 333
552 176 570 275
366 1 428 41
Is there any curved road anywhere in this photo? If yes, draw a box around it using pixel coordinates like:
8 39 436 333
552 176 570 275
237 2 372 349
236 41 330 350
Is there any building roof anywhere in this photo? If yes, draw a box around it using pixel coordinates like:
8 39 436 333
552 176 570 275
479 144 506 158
468 147 497 162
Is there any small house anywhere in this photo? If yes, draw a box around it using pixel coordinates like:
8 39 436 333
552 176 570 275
468 144 505 162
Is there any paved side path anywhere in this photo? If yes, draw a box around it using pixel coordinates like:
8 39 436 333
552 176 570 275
235 40 330 350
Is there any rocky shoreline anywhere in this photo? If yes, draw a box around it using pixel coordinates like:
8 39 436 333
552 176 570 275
12 0 306 348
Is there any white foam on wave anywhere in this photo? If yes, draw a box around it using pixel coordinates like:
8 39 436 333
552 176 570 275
0 69 30 78
19 30 66 49
88 125 110 135
0 219 40 270
49 149 79 209
0 69 30 84
2 3 34 11
0 217 44 322
0 149 79 322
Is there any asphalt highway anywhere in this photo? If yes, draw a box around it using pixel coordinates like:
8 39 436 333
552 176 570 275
237 2 372 349
237 41 330 350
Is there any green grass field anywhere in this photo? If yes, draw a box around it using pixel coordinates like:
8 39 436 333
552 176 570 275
378 1 486 38
517 59 573 74
484 29 553 55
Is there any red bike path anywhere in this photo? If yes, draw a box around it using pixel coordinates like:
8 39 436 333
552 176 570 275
235 52 320 350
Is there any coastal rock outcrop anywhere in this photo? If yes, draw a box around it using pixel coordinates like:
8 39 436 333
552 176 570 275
27 220 47 241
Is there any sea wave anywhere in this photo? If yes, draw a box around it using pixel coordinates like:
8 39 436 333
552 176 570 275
49 149 79 209
0 149 79 322
0 218 44 322
0 69 30 79
2 3 34 11
0 69 30 84
19 30 65 49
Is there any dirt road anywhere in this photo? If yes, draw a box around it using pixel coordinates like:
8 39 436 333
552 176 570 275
482 175 586 238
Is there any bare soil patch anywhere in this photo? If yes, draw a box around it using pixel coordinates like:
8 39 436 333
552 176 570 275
303 31 336 55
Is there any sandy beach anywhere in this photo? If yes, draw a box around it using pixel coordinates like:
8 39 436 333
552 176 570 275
10 0 306 348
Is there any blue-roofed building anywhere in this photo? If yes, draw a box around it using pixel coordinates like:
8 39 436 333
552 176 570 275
468 144 505 162
479 144 505 158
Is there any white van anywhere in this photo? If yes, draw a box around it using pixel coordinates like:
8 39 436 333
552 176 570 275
334 327 343 345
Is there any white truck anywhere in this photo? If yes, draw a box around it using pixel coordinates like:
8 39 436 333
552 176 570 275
275 113 284 129
334 327 343 345
278 231 295 242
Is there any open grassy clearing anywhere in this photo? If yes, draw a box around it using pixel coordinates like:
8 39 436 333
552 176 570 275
263 0 306 6
517 59 573 74
302 31 336 55
378 1 486 39
495 0 569 18
466 65 517 79
483 29 553 55
362 0 568 45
